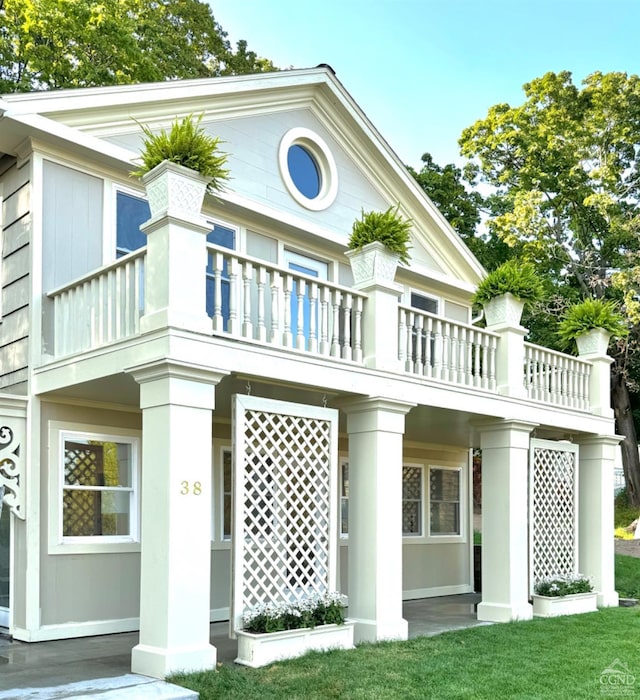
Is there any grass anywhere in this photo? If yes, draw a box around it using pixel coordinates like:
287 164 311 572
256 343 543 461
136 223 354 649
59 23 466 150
170 607 640 699
616 554 640 598
614 488 640 529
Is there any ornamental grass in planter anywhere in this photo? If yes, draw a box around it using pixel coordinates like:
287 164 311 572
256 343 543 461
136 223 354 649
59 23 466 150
557 298 626 354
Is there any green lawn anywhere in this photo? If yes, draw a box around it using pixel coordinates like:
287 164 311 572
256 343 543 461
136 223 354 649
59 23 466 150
171 605 640 699
616 553 640 598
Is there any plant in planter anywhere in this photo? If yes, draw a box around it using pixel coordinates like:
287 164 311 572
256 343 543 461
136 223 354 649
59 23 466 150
131 113 230 218
236 592 355 668
557 298 626 354
472 259 544 326
532 573 597 617
345 205 412 285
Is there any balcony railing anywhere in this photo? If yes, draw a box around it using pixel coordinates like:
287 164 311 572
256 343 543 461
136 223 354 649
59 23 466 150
44 248 597 415
524 342 591 411
399 306 497 391
47 250 145 357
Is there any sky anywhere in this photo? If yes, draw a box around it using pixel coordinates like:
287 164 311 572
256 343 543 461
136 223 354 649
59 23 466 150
212 0 640 171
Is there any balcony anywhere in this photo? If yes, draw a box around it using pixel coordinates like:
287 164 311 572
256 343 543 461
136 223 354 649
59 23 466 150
45 244 598 415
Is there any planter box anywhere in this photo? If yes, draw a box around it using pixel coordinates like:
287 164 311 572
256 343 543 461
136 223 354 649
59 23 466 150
345 242 400 287
532 592 598 618
483 293 525 328
576 328 611 356
235 621 355 668
142 159 208 219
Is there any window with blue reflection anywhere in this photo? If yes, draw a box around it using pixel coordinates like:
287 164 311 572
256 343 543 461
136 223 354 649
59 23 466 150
206 224 235 327
116 192 150 257
287 144 321 199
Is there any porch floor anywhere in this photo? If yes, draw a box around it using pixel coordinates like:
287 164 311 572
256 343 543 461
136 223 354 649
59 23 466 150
0 594 485 698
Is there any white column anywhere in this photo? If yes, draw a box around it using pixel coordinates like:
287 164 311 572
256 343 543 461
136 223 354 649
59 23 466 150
578 435 621 607
477 420 537 622
128 359 227 679
342 397 415 642
140 212 212 335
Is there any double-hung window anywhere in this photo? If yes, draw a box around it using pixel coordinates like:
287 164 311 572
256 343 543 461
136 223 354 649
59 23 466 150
429 466 462 537
53 427 140 547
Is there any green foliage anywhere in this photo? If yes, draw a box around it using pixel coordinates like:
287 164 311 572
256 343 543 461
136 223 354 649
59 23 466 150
0 0 276 93
534 574 593 597
171 608 640 699
472 259 544 306
557 299 627 345
615 554 640 598
241 593 346 634
348 205 412 265
131 114 229 194
614 488 640 528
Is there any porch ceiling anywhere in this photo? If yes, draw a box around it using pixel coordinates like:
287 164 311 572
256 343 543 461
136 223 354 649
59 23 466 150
39 372 481 448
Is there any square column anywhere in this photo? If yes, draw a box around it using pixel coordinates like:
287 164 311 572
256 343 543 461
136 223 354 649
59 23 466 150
477 420 537 622
127 360 227 679
577 435 621 607
341 397 415 642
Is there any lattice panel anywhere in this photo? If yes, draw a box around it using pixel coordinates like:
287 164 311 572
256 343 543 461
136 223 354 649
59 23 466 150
63 443 104 536
530 441 578 588
232 395 338 633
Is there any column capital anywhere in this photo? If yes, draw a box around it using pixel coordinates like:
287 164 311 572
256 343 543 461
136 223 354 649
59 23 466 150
574 433 623 448
126 359 228 410
337 397 415 435
473 419 538 449
337 396 416 416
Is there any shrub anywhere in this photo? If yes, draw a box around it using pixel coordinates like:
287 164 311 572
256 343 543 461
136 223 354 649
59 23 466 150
348 205 412 265
534 574 593 597
242 592 347 634
557 298 626 346
131 113 229 194
472 259 544 307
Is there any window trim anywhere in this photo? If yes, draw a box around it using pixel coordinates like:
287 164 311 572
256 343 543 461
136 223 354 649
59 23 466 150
409 289 441 316
339 457 349 540
278 128 338 211
402 463 424 537
219 445 232 543
427 464 465 543
48 422 141 554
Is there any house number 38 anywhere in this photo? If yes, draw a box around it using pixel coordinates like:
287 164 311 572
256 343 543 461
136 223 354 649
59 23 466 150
180 480 202 495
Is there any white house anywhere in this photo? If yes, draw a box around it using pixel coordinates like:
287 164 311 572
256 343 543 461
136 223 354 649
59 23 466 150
0 66 619 679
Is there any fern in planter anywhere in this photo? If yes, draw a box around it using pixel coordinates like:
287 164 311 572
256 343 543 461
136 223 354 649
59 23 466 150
472 259 544 307
557 298 626 347
131 113 229 194
348 205 412 265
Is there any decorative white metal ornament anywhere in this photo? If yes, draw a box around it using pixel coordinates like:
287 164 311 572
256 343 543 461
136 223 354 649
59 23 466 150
0 419 25 519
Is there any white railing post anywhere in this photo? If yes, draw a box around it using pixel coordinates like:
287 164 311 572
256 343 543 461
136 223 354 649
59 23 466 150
577 336 614 418
486 316 528 399
354 278 402 372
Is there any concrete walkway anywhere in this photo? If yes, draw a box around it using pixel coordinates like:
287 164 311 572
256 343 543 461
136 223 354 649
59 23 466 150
0 595 485 699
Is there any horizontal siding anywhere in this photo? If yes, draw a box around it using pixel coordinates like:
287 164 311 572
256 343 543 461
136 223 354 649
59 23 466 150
1 159 30 389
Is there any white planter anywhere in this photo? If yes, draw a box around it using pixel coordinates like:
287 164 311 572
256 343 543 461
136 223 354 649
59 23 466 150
141 159 208 219
235 621 355 668
576 328 611 356
532 592 598 618
345 241 400 287
483 293 525 328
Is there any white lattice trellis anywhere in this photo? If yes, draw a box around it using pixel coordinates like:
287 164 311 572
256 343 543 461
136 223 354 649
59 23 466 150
529 439 579 592
231 395 338 634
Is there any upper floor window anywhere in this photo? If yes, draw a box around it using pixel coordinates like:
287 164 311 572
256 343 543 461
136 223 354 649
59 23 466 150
206 222 237 327
287 145 321 199
116 191 150 257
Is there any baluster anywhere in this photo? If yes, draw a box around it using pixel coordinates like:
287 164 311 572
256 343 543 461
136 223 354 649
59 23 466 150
353 295 363 363
319 287 330 356
331 290 341 358
398 309 407 368
115 265 123 342
212 251 224 332
452 324 461 383
283 274 293 347
406 312 415 373
296 278 306 350
228 257 240 335
433 318 443 379
256 266 267 343
270 270 281 345
308 282 318 354
488 335 497 391
106 269 114 343
242 262 254 339
473 331 481 387
414 314 424 375
340 293 351 360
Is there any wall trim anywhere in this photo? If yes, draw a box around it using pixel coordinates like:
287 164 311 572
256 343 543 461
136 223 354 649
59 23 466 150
403 584 473 601
211 607 230 623
12 617 140 642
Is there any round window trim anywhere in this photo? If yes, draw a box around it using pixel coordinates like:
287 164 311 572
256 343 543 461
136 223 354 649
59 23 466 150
278 127 338 211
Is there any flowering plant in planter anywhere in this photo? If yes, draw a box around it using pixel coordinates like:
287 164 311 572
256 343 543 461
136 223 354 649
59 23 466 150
534 573 593 597
242 592 347 634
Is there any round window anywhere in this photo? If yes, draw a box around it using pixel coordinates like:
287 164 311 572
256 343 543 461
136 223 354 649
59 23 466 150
278 128 338 211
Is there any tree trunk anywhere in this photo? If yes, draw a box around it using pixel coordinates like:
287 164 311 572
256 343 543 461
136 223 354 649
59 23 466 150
611 367 640 506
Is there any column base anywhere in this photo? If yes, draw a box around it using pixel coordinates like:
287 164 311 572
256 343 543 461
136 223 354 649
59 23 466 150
352 617 408 643
477 601 533 622
597 590 619 608
131 642 217 679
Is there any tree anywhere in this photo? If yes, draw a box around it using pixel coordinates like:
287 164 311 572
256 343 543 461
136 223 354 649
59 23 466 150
0 0 276 93
409 152 510 270
459 71 640 505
